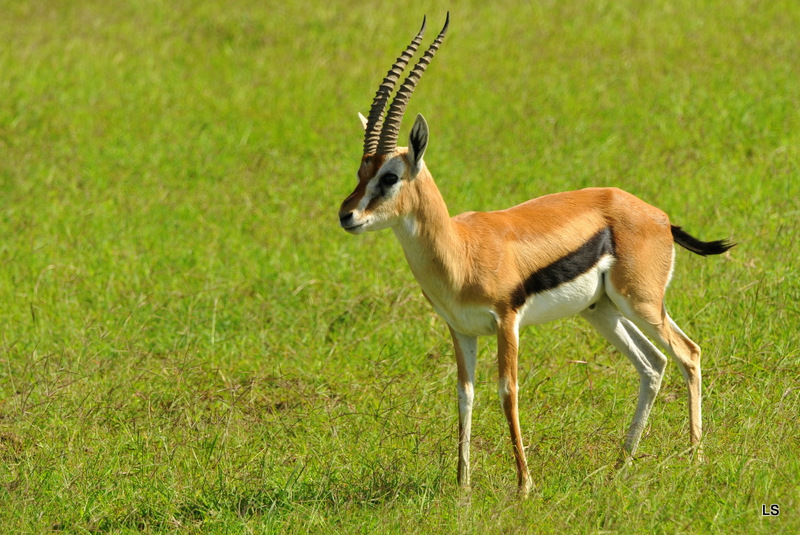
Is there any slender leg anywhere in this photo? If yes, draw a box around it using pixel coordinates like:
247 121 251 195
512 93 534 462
650 316 703 459
580 295 668 459
607 287 704 460
449 326 478 490
496 316 532 495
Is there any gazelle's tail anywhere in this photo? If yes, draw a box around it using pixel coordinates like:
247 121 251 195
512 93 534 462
671 225 735 256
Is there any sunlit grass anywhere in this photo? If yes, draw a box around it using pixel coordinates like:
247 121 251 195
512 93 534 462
1 0 798 532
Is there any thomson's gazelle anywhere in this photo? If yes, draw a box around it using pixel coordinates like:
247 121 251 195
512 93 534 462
338 14 734 494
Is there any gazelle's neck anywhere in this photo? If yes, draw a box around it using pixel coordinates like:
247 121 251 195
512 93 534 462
392 169 466 292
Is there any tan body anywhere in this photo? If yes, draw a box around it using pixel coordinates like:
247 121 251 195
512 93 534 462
340 16 732 494
391 173 674 336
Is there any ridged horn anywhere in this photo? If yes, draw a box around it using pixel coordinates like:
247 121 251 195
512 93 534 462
362 17 427 157
377 12 449 156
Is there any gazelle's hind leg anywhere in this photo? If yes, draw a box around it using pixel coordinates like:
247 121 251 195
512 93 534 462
581 295 668 459
606 284 704 460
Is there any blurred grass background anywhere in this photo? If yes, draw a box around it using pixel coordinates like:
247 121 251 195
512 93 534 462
1 0 798 532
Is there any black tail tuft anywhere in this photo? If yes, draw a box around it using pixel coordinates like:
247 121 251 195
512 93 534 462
671 225 735 256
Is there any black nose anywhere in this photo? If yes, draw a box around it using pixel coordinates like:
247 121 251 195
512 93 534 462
339 212 354 227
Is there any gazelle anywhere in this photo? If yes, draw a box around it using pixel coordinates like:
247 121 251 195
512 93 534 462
338 14 734 494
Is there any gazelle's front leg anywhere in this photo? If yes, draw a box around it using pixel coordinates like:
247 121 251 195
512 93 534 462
496 316 532 495
449 327 478 490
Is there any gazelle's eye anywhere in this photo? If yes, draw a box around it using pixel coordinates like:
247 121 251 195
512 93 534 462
380 173 399 188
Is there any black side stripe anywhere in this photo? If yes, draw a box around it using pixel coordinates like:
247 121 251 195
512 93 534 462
510 227 615 310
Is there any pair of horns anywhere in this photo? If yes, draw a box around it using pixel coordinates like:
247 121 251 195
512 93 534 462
362 13 450 157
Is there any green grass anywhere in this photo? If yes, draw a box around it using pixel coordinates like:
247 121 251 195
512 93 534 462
1 0 798 532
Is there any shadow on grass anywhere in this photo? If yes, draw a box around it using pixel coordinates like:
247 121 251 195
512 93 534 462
81 475 446 532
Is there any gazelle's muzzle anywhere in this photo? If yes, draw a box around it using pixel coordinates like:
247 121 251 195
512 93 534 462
338 210 365 234
338 177 368 233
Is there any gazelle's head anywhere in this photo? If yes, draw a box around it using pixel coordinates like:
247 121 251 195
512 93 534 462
338 14 449 235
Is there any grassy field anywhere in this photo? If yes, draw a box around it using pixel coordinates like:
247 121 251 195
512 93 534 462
1 0 798 532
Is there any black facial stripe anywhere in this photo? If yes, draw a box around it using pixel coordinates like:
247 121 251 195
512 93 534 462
364 172 401 208
365 189 382 212
510 227 615 310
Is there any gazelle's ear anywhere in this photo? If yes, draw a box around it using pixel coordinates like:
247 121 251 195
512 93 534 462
408 114 429 174
358 112 368 131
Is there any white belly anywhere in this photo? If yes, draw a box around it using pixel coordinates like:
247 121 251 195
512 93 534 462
420 255 613 337
518 255 613 327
